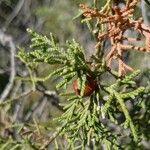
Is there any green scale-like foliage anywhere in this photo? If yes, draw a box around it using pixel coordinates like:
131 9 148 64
57 71 145 149
17 30 149 149
17 29 93 90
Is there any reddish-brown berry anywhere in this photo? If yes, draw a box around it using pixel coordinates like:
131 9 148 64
72 76 97 97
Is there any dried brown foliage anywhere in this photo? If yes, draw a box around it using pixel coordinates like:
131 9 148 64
80 0 150 76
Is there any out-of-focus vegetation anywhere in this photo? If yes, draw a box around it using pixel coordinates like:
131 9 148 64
0 0 150 149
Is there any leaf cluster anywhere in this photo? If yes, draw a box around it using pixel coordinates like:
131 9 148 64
17 29 95 90
16 25 150 150
54 70 147 149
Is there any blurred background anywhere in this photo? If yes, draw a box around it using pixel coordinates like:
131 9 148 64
0 0 150 149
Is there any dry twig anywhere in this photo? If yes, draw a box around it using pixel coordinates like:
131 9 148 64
0 30 16 101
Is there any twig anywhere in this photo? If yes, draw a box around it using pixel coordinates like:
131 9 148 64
12 83 25 141
0 30 16 102
0 90 33 107
36 82 64 112
40 123 67 150
3 0 25 31
24 96 47 122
